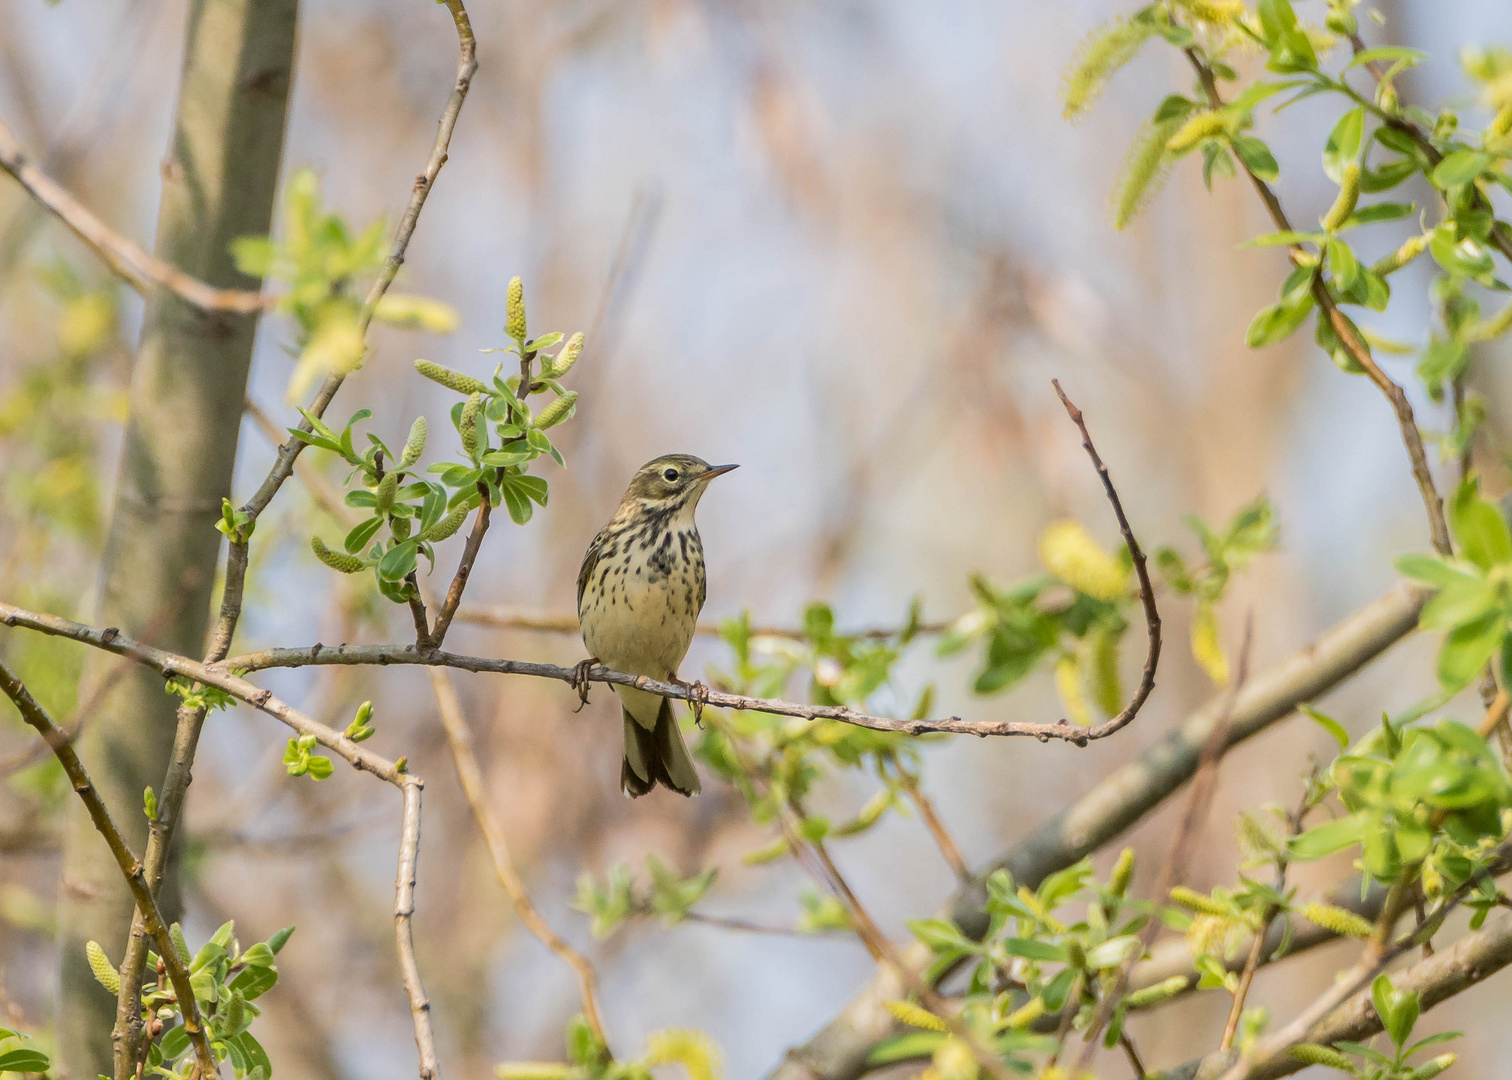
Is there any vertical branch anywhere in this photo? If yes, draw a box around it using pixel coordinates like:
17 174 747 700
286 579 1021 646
426 669 610 1046
395 777 440 1080
890 758 971 883
0 663 219 1079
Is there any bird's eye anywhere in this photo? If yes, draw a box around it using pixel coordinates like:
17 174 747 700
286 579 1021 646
662 468 680 482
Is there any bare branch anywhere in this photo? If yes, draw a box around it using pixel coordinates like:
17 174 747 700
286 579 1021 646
0 661 220 1079
451 607 950 640
0 116 269 314
426 669 611 1048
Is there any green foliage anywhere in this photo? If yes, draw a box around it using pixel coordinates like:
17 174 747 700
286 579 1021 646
1397 478 1512 691
230 169 457 401
114 921 293 1080
571 857 717 939
344 700 376 743
165 676 237 714
282 735 335 780
295 280 581 604
0 1028 50 1076
494 1015 723 1080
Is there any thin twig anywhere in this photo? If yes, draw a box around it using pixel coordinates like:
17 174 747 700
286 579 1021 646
0 661 220 1080
1119 1031 1147 1079
426 669 610 1048
1184 48 1452 558
428 495 490 649
0 116 270 313
891 761 971 883
244 398 357 525
1075 614 1253 1069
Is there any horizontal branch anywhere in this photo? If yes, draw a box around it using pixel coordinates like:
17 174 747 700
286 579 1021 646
0 116 269 314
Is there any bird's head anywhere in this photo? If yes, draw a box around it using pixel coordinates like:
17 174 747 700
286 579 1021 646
622 454 737 512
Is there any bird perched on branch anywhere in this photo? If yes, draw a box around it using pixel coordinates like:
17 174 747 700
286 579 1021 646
576 454 737 796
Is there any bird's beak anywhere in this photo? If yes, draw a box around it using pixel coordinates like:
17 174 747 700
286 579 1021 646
701 463 739 481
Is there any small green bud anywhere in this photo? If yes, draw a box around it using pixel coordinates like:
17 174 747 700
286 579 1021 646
1165 111 1228 154
1109 847 1135 897
311 536 364 574
1490 101 1512 140
376 473 398 514
143 786 158 820
506 276 527 342
1325 8 1356 35
1124 975 1190 1009
391 515 412 541
1065 939 1087 970
1288 1044 1354 1071
401 416 427 467
1302 901 1375 938
549 332 584 378
535 390 578 429
1321 162 1360 231
1378 83 1400 118
423 505 470 542
1433 111 1458 140
460 392 483 458
415 359 488 396
87 940 121 994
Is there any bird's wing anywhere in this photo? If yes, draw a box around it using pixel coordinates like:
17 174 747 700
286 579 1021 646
577 526 608 612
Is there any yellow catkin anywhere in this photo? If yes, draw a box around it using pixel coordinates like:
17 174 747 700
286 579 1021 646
311 537 364 574
536 391 579 429
87 940 121 994
1321 162 1361 231
424 506 470 543
401 416 427 467
1038 520 1128 601
1113 115 1185 229
551 332 584 378
1178 0 1246 24
414 359 489 396
1302 902 1375 938
375 472 398 514
643 1029 722 1080
1490 100 1512 139
506 276 528 342
1124 975 1191 1009
169 922 191 965
1165 111 1228 154
1002 996 1047 1028
460 393 484 458
1054 655 1094 727
1063 17 1157 120
1190 602 1229 686
1372 232 1430 277
884 1000 947 1031
1169 886 1230 917
1287 1044 1354 1070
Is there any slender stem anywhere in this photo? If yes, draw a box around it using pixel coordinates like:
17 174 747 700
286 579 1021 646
428 495 491 649
0 662 220 1080
892 761 971 882
426 669 610 1048
452 605 950 641
1119 1031 1147 1079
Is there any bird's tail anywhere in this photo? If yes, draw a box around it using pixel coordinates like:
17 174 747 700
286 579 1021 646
621 697 701 797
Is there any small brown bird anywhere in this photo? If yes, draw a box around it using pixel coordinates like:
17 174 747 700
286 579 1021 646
576 454 737 796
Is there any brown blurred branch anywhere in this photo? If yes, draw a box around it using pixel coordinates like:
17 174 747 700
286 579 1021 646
0 115 270 313
452 605 948 641
426 668 610 1048
0 660 219 1080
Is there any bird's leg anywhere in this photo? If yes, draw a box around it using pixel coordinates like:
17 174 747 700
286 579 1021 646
570 657 599 712
670 672 711 727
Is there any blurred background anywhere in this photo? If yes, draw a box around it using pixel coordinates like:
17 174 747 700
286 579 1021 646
3 0 1512 1077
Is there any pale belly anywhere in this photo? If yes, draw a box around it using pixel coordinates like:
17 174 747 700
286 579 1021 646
580 563 698 726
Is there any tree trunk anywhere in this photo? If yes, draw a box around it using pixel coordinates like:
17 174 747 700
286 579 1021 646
56 3 298 1075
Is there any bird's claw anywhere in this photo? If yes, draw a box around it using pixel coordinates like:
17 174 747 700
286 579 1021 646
570 657 599 712
672 676 711 727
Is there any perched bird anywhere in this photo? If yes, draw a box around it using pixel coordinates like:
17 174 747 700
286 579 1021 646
577 454 737 796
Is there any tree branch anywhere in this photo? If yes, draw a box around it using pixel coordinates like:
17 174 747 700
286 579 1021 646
0 661 220 1079
0 116 269 314
451 605 950 641
426 668 610 1048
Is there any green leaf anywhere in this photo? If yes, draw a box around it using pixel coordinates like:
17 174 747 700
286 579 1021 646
1300 705 1350 751
1449 479 1512 570
1328 237 1362 291
1002 937 1069 962
377 540 419 582
1341 202 1416 227
1432 150 1490 189
1246 290 1316 347
1323 107 1366 184
305 754 335 780
1344 46 1427 70
1233 136 1279 182
0 1049 51 1073
1437 611 1503 690
1418 576 1496 631
1395 553 1473 588
1242 230 1323 248
867 1032 945 1065
343 516 385 555
1288 814 1365 860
